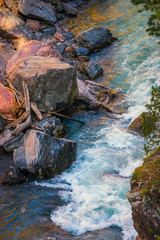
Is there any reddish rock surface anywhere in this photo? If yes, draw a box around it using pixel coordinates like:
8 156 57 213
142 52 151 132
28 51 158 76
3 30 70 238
0 83 19 119
6 40 63 75
26 19 40 33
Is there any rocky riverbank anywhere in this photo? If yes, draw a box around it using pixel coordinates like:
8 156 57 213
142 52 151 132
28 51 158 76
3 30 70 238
0 0 121 185
127 146 160 240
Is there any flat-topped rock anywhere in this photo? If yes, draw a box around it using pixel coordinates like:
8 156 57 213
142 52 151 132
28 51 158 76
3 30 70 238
19 0 56 25
8 56 78 111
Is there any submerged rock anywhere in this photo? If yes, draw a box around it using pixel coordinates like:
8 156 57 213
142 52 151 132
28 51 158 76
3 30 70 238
127 146 160 240
33 117 64 138
8 56 78 111
13 130 77 179
76 27 116 52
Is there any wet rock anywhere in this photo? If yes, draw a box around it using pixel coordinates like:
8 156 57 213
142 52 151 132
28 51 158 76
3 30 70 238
26 19 40 33
76 27 116 52
13 129 77 179
2 167 27 186
33 117 64 138
18 0 57 25
128 114 143 136
63 2 78 16
0 116 6 133
76 79 121 111
3 133 24 152
8 56 78 111
0 42 15 84
78 61 103 80
0 7 34 47
74 46 90 57
6 40 63 75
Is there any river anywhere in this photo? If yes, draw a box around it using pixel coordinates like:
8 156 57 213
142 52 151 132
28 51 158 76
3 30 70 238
0 0 160 239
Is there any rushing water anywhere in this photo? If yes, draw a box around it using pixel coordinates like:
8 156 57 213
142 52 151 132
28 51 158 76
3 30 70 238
0 0 160 239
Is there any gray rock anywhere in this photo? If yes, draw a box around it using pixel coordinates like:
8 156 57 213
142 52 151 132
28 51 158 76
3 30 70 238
33 117 64 138
18 0 57 25
76 27 115 52
0 116 6 133
8 56 78 111
78 61 103 80
3 133 24 152
63 2 78 16
56 44 67 55
2 167 27 186
75 46 90 57
41 27 57 38
13 130 77 179
0 42 15 84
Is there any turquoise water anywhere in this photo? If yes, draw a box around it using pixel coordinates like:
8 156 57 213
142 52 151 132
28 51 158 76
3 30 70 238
0 0 160 239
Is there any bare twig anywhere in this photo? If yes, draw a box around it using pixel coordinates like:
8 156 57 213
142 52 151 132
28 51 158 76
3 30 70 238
11 81 31 135
5 110 30 129
31 102 43 120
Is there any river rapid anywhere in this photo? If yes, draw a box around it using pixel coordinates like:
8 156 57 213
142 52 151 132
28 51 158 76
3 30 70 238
0 0 160 239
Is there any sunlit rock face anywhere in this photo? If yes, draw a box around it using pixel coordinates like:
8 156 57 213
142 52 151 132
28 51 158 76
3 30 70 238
0 7 34 41
8 56 78 111
6 40 63 75
13 130 77 179
4 0 57 25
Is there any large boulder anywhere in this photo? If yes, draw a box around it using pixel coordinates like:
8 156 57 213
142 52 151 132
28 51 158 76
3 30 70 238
6 40 63 74
0 7 34 47
8 56 78 111
13 130 77 179
18 0 57 25
76 27 116 52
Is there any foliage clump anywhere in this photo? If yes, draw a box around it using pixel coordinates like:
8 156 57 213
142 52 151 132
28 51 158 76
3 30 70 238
142 86 160 155
131 0 160 36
